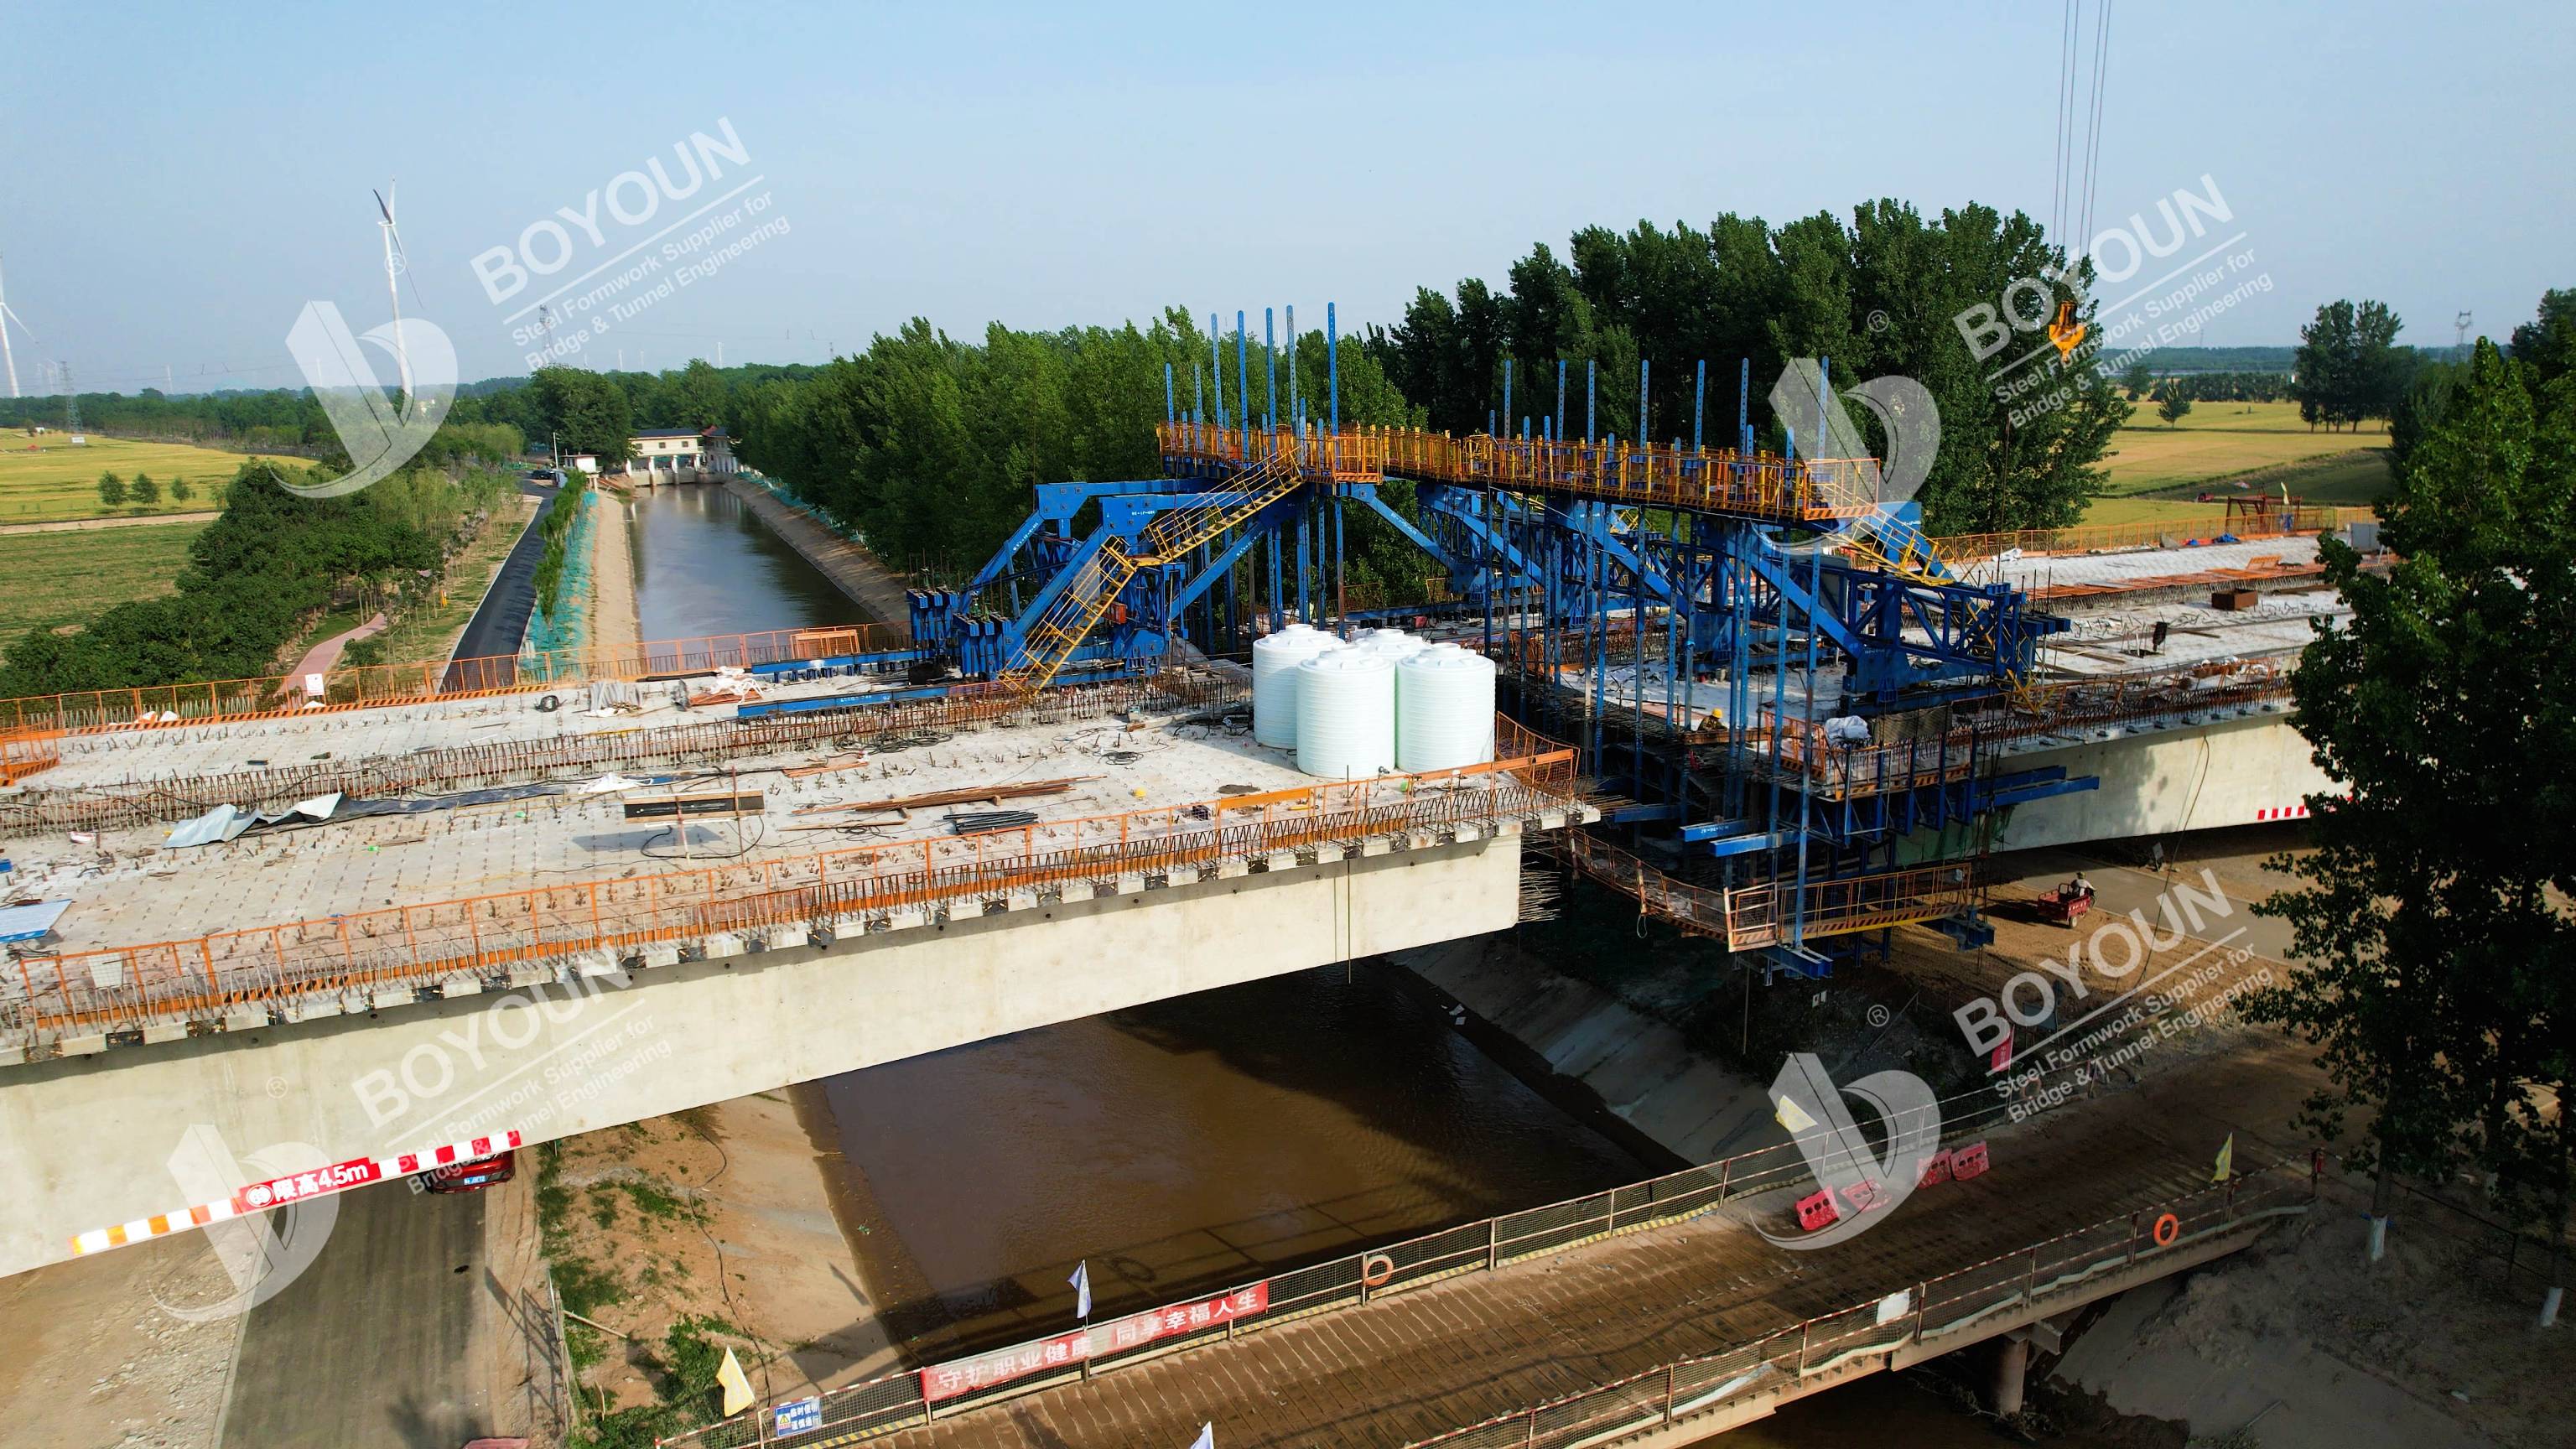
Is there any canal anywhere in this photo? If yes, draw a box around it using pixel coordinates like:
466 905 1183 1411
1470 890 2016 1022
621 485 2106 1446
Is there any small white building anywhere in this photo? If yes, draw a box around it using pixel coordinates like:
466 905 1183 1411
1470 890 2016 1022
626 427 738 484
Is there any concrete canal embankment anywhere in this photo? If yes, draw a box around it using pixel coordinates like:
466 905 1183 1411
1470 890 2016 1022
723 478 912 625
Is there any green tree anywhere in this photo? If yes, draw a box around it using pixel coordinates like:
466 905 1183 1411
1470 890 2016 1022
2122 361 2153 400
170 476 194 501
2293 299 2408 432
129 471 160 506
2155 383 2192 428
531 367 635 466
2509 287 2576 391
96 470 125 507
2251 340 2576 1291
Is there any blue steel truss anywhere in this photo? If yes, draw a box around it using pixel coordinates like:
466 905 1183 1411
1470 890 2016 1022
889 309 2090 979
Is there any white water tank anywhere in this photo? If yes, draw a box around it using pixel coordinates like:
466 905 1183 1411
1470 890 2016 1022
1296 649 1397 778
1396 644 1498 771
1251 625 1335 748
1354 630 1425 662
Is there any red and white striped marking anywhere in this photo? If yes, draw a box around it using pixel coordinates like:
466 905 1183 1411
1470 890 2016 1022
68 1130 522 1257
2254 803 2312 822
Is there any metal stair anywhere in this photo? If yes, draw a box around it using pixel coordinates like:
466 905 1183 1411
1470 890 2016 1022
995 451 1302 695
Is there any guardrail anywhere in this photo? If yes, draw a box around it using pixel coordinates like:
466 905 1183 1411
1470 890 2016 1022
655 1065 2304 1449
1552 833 1979 953
0 618 911 739
1935 505 2374 564
3 720 1578 1046
1400 1166 2312 1449
1157 423 1882 523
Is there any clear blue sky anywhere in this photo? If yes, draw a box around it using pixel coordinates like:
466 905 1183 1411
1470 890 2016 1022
6 0 2569 392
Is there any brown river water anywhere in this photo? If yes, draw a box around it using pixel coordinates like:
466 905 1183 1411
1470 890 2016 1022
625 486 2111 1447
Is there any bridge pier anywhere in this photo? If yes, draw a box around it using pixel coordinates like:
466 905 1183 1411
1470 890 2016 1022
1989 1336 2030 1417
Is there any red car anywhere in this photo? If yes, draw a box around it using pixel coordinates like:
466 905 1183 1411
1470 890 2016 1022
419 1148 517 1193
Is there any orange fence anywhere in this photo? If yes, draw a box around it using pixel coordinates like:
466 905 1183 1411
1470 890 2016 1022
1935 506 2373 565
4 727 1578 1044
1554 832 1977 953
1158 423 1882 524
0 673 1232 834
0 730 60 785
0 620 909 738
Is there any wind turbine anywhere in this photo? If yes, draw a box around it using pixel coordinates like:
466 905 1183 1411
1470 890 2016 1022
0 252 32 400
374 184 415 410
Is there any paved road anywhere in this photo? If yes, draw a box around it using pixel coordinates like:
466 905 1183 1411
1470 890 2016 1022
442 482 558 689
1989 834 2301 963
221 1178 493 1449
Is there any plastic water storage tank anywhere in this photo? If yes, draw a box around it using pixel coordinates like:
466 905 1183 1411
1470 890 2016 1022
1396 644 1498 771
1250 625 1335 748
1296 649 1397 778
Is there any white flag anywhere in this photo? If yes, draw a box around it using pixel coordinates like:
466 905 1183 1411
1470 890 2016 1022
1187 1425 1213 1449
1069 1259 1091 1319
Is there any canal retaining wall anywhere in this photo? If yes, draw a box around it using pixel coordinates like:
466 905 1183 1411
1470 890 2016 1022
1394 937 1773 1164
724 479 912 625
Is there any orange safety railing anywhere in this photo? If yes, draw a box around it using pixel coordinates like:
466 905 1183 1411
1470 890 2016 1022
0 729 62 785
1722 863 1981 952
0 620 910 737
4 725 1579 1042
1934 505 2374 565
1553 832 1977 953
1158 423 1883 525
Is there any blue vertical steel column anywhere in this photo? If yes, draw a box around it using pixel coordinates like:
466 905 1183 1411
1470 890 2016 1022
1586 360 1597 444
1502 359 1513 442
1265 308 1277 434
1163 363 1175 425
1737 357 1752 456
1791 541 1822 951
1555 360 1566 449
1269 532 1284 632
1638 358 1649 450
1235 312 1250 458
1285 304 1298 436
1693 360 1706 452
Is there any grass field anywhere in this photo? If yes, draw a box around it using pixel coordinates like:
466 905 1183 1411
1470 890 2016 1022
0 519 210 662
0 434 302 523
2100 400 2388 496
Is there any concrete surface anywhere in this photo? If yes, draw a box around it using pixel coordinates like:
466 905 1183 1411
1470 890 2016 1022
0 834 1524 1280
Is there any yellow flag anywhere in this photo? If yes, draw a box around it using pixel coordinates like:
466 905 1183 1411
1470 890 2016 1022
2211 1133 2235 1183
1775 1095 1818 1134
718 1345 755 1417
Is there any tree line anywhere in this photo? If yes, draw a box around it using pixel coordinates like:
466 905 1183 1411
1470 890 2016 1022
0 460 515 695
2255 283 2575 1291
1365 205 2131 535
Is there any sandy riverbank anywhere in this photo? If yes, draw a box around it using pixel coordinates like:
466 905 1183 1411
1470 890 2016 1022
590 491 641 652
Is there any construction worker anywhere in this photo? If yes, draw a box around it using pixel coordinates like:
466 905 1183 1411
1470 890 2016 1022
2072 871 2096 903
